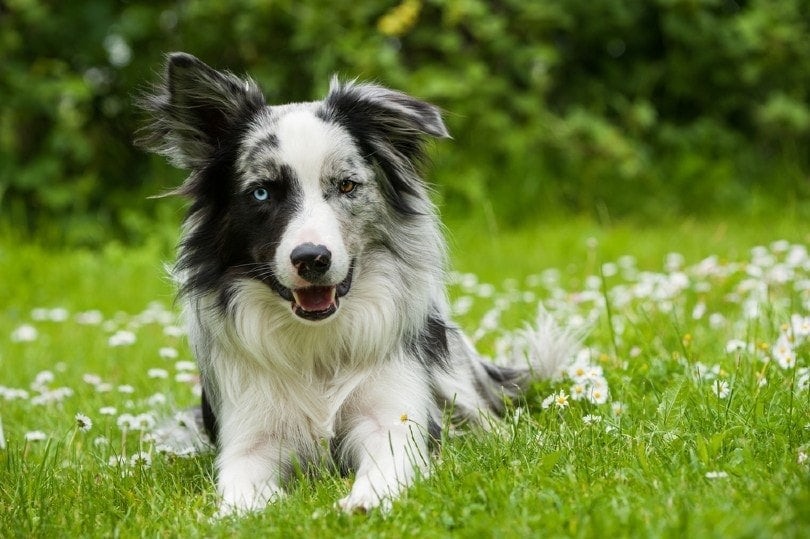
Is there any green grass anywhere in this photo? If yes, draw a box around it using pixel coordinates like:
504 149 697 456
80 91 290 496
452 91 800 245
1 216 809 538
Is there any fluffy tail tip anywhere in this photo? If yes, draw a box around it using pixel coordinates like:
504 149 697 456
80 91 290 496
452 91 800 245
507 308 586 381
151 407 214 457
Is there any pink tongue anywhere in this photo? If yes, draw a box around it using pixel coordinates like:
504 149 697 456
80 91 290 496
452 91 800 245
293 286 335 312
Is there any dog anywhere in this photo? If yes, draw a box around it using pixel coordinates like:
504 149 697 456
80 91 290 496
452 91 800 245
137 52 578 515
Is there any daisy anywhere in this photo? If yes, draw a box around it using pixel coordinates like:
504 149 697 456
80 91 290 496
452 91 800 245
11 324 38 343
175 372 196 383
158 347 179 360
588 385 609 405
796 368 809 392
47 308 69 322
93 436 109 447
174 361 196 372
773 335 796 369
582 414 602 425
541 390 569 410
108 455 127 467
724 340 747 354
790 314 810 341
566 358 591 382
163 325 184 337
147 368 169 379
583 365 604 382
0 387 29 400
108 330 137 347
134 413 156 431
130 451 152 468
74 413 93 432
570 383 587 401
32 370 55 389
24 431 48 442
712 380 730 399
117 413 136 430
95 383 113 393
82 373 103 386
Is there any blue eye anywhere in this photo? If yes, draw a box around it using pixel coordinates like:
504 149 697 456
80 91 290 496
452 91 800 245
252 187 269 201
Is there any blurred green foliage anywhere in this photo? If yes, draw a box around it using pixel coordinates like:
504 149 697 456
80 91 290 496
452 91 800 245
2 0 809 244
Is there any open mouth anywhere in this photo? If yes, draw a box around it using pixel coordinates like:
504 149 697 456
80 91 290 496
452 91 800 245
292 286 338 321
266 263 354 322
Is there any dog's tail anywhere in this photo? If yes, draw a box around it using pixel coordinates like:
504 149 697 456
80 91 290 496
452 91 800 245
150 407 215 457
433 309 584 425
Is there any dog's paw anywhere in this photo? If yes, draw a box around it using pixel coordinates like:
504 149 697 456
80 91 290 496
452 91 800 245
337 479 393 514
215 483 284 518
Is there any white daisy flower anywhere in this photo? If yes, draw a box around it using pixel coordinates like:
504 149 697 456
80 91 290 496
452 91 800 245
174 361 196 372
116 413 136 430
74 413 93 432
108 330 137 347
129 451 152 468
147 368 169 379
582 414 602 425
24 431 48 442
158 347 179 359
542 390 570 410
588 385 609 405
712 379 730 399
773 335 796 369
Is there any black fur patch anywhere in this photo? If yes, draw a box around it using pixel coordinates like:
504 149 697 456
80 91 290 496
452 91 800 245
409 314 450 368
177 159 303 309
481 362 527 388
318 83 445 216
201 385 219 444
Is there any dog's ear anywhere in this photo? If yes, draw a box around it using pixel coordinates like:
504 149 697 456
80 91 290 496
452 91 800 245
323 79 450 213
324 78 449 157
136 52 265 170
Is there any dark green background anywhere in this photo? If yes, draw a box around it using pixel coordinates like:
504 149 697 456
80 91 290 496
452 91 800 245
2 0 809 244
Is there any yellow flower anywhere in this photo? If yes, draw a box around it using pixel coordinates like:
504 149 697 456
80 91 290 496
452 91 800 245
377 0 422 37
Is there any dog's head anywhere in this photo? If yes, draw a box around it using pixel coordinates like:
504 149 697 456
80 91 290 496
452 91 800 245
137 53 449 322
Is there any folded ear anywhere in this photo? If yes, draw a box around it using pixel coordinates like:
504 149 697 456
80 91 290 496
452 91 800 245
325 79 449 156
323 79 450 213
136 52 266 170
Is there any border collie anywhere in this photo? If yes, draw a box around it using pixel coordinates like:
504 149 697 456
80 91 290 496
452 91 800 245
137 53 577 515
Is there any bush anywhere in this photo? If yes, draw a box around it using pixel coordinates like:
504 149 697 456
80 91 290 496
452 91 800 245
2 0 809 243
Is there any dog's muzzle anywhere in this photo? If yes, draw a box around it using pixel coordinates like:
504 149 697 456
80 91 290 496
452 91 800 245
264 251 354 322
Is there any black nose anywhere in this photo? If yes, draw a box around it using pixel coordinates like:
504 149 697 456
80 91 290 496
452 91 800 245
290 243 332 280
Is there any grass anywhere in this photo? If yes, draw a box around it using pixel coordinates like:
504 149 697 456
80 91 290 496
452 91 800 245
1 215 809 538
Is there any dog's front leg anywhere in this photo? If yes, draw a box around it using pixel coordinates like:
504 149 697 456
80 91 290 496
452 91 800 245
214 406 291 516
338 362 432 513
215 445 285 515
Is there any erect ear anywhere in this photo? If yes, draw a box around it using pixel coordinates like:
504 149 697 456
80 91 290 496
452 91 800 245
136 52 266 170
323 79 450 213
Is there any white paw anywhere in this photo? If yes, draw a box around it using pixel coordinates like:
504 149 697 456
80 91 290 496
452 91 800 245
337 478 393 514
215 482 283 518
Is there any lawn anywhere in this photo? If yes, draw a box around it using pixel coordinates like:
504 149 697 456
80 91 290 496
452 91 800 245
1 216 809 538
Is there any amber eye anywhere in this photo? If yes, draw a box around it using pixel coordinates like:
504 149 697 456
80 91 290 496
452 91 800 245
338 179 357 195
